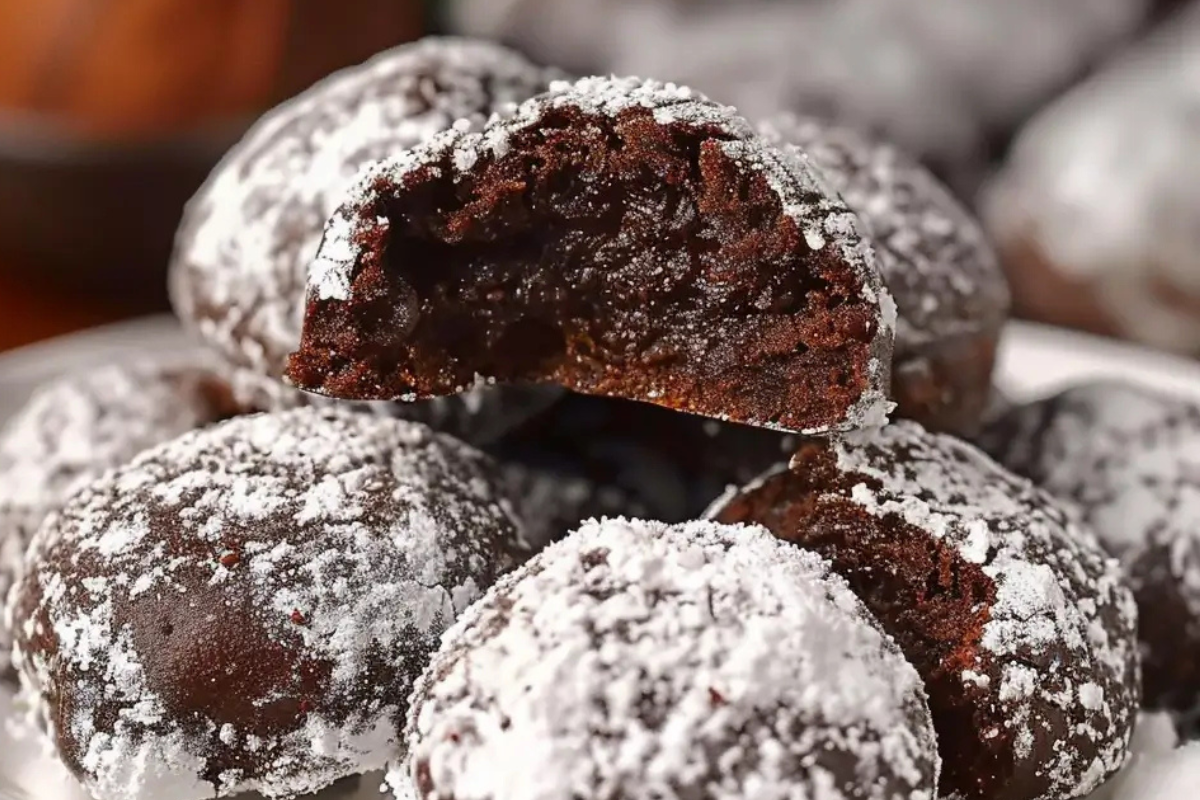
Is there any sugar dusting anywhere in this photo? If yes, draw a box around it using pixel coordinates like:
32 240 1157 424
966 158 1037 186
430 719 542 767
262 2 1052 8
759 115 1008 355
830 420 1138 799
307 75 894 433
170 37 564 408
8 408 523 800
0 356 236 677
396 518 939 800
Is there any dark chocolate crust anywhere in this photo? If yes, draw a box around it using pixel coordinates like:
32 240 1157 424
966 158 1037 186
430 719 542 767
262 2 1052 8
711 421 1139 800
288 77 893 435
8 408 524 800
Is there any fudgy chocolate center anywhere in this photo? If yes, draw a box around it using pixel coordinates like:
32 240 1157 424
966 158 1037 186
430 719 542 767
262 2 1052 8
715 445 1007 800
291 105 881 430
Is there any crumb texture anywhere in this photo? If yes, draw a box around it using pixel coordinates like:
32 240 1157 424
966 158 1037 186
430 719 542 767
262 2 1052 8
290 75 893 434
399 518 939 800
9 408 523 800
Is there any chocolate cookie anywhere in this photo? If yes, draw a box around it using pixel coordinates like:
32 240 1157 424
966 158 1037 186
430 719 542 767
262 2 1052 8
979 382 1200 729
398 518 940 800
490 393 796 550
7 408 524 800
710 421 1139 800
759 115 1008 435
0 357 242 681
982 4 1200 354
287 76 895 434
170 37 565 440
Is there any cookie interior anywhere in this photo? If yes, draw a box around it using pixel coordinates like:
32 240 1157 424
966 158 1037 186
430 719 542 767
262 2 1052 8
289 104 883 431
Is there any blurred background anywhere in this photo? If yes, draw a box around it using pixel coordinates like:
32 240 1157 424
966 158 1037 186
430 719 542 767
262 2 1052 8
0 0 1196 356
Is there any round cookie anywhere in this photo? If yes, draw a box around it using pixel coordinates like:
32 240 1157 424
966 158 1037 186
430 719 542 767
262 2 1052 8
7 408 524 800
982 3 1200 354
759 115 1009 436
170 37 565 439
0 357 243 681
979 382 1200 729
288 76 895 434
710 420 1139 800
490 394 796 550
398 518 941 800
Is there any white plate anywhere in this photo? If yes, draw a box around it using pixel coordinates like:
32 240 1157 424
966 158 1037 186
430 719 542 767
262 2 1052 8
2 316 1200 800
994 321 1200 404
0 316 192 422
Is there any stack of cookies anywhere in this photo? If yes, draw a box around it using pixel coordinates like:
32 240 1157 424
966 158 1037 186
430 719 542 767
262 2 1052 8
0 36 1196 800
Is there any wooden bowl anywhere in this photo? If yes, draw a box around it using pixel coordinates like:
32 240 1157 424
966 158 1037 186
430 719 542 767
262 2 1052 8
0 111 249 307
0 0 423 308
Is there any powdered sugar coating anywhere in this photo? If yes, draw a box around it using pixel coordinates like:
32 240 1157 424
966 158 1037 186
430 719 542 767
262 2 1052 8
0 356 240 679
398 518 939 800
980 381 1200 721
831 422 1137 798
982 4 1200 354
8 408 524 800
757 115 1008 356
170 37 564 414
306 75 894 433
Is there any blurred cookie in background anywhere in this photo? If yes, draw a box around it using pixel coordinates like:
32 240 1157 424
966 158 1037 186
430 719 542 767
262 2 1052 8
447 0 1155 195
983 2 1200 354
0 354 245 681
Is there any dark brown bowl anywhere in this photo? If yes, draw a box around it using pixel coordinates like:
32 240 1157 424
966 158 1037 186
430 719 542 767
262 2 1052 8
0 110 250 308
